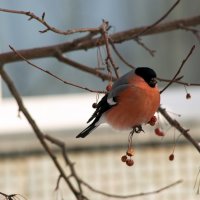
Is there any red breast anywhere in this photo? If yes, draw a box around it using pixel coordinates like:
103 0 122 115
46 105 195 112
105 75 160 130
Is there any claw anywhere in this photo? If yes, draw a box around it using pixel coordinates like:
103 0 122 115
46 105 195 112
133 125 144 134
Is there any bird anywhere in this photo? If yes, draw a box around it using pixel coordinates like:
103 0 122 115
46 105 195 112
76 67 160 138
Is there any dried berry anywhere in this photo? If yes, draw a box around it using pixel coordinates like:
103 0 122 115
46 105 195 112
186 93 191 99
126 148 134 157
121 155 127 162
92 103 97 108
149 121 155 126
126 159 134 166
150 116 157 123
169 154 174 161
154 128 165 137
148 116 157 126
106 84 112 91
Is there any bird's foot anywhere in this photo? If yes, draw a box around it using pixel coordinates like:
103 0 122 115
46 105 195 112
133 125 144 134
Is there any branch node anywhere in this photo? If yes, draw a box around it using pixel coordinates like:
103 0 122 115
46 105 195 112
42 12 45 21
39 28 50 33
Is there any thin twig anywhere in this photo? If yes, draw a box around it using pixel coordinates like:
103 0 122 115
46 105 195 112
158 106 200 153
109 38 135 69
160 45 195 94
0 192 20 200
55 175 62 191
0 15 200 64
9 45 106 94
44 134 83 195
157 77 200 87
134 37 156 57
0 8 101 36
80 179 182 198
0 0 180 38
0 68 85 200
178 24 200 43
55 51 113 81
100 20 120 78
134 0 181 37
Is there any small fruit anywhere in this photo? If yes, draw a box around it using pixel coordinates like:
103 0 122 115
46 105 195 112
92 103 97 108
149 121 155 126
154 128 165 137
186 93 191 99
150 116 157 123
121 155 127 162
148 116 157 126
169 154 174 161
126 148 134 156
106 83 112 91
126 159 134 166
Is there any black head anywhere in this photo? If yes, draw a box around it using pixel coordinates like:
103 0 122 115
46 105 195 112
135 67 157 88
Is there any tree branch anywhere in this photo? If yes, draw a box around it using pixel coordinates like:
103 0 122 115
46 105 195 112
55 50 112 81
160 45 195 94
9 45 106 93
0 15 200 64
0 67 86 200
80 179 182 199
0 8 102 36
158 107 200 153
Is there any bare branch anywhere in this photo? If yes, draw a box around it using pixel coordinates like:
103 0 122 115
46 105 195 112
158 107 200 153
134 37 156 56
134 0 181 37
100 20 119 78
0 192 24 200
0 0 180 38
0 67 86 200
109 38 135 69
44 134 83 195
41 133 183 199
54 175 62 191
0 8 101 36
0 15 200 64
160 45 195 94
80 179 182 199
157 77 200 87
9 45 106 94
178 24 200 43
55 51 112 81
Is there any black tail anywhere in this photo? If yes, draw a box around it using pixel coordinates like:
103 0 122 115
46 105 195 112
76 94 113 138
76 122 98 138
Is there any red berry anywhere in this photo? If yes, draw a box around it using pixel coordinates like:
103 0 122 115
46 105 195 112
169 154 174 161
126 148 134 157
148 116 157 126
186 93 191 99
121 155 127 162
106 84 112 91
149 121 156 126
151 116 157 123
126 159 134 166
92 103 97 108
154 128 165 136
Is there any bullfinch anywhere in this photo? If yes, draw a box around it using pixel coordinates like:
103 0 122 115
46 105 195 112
76 67 160 138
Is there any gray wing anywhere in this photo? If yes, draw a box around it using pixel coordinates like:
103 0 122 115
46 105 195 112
107 69 135 103
111 69 135 90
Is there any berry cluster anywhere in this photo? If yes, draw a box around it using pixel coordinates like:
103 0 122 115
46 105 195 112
148 116 166 137
121 148 134 166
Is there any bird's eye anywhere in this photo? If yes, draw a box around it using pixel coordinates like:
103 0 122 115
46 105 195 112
149 78 157 87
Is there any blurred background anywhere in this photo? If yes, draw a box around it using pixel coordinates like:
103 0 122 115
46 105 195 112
0 0 200 200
